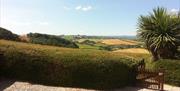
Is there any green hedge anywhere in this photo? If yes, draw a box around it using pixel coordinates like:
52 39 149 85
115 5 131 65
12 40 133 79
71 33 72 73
0 40 138 90
153 59 180 86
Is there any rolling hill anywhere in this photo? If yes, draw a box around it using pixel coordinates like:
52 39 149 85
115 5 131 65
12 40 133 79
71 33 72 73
0 27 79 48
27 33 79 48
0 27 19 41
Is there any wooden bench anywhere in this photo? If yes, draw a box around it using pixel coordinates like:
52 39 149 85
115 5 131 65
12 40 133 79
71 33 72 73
136 59 165 91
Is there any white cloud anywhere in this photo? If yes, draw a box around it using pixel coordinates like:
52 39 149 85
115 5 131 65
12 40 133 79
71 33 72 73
75 5 93 12
75 6 82 10
170 8 179 14
82 6 92 11
63 5 93 12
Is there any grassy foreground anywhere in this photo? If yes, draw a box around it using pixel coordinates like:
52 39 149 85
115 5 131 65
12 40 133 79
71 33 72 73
0 40 139 89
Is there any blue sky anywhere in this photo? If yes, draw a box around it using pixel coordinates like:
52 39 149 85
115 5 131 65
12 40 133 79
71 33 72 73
0 0 179 35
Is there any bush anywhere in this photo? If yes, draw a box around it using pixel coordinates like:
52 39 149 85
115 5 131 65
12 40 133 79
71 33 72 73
0 40 138 90
80 40 96 46
27 33 79 48
99 45 142 51
99 46 113 51
153 59 180 86
0 27 19 41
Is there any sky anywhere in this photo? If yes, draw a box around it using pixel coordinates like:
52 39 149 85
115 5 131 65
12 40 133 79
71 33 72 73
0 0 180 36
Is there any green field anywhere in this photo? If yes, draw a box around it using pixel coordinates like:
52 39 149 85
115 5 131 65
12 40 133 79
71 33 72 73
77 39 102 43
77 43 100 49
76 38 143 52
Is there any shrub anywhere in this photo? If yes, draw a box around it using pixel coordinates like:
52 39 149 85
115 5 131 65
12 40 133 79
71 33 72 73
27 33 79 48
80 40 96 46
153 59 180 86
99 45 142 51
0 27 19 41
0 40 138 90
99 46 113 51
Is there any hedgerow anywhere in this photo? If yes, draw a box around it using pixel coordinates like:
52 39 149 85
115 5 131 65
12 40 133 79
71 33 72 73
0 40 138 89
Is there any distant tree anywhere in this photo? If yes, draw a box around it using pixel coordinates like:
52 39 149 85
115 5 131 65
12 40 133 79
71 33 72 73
99 46 113 51
80 40 96 46
137 7 180 61
27 33 79 48
0 27 19 41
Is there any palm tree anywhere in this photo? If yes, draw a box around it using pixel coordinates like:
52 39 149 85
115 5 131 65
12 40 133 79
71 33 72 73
137 7 180 61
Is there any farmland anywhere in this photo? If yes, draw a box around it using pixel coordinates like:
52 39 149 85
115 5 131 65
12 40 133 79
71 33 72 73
101 39 139 45
75 38 144 52
0 39 146 59
113 48 149 54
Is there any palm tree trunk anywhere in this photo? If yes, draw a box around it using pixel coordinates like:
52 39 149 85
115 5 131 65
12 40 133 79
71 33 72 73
152 51 159 61
149 47 159 61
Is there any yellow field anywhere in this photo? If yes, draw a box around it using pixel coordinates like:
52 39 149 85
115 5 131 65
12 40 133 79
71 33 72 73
101 39 139 45
113 48 150 54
